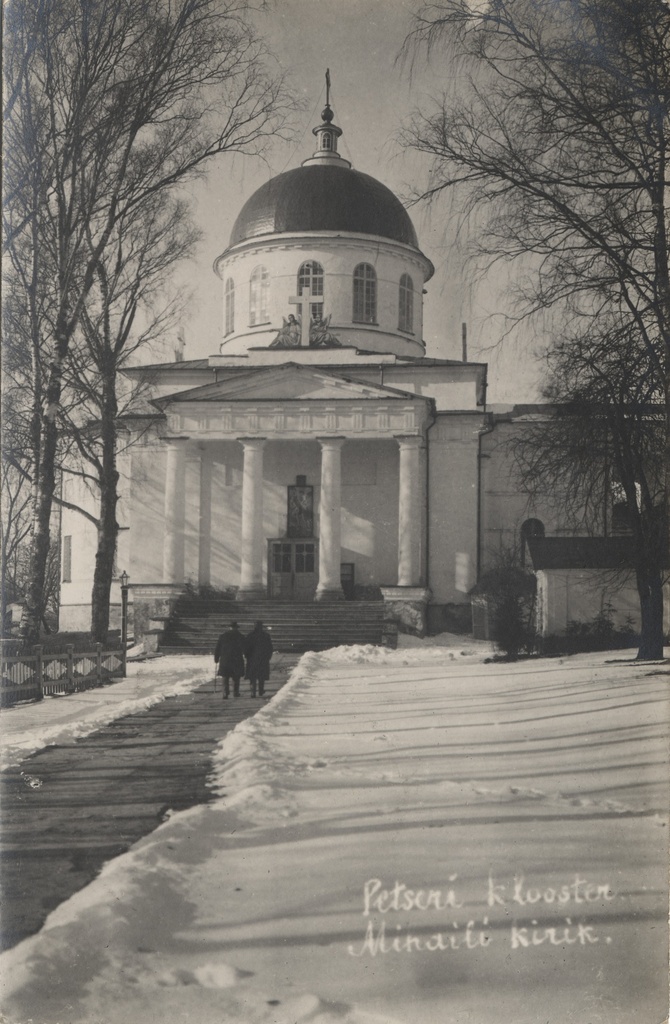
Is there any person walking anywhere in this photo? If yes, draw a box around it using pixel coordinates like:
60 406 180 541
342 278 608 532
214 621 245 698
244 621 273 698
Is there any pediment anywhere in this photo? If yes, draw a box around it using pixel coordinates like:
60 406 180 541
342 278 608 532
155 363 419 406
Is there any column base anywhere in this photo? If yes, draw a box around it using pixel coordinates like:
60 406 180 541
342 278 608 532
129 583 185 653
236 588 266 602
315 585 345 602
381 586 431 637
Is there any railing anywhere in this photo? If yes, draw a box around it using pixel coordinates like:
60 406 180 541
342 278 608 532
0 644 127 708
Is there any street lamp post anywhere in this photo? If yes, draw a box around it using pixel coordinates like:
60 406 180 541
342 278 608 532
120 570 129 649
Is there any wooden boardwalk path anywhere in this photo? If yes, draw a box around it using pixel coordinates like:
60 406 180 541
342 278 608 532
0 655 297 951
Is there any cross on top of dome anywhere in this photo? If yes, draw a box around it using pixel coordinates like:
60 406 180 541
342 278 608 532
302 69 351 169
321 68 334 123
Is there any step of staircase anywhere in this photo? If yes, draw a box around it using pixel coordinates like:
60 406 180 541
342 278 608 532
160 599 392 653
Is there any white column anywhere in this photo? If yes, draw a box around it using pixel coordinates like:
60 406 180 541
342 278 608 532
238 438 266 599
396 435 423 587
316 437 345 601
163 438 187 583
198 446 213 586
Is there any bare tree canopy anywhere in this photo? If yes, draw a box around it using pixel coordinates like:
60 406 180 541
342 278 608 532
3 0 290 646
403 0 670 361
403 0 670 657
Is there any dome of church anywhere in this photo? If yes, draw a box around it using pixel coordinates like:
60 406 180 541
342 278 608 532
229 164 419 249
215 87 433 360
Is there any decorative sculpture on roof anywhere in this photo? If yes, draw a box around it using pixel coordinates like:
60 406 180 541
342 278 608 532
270 314 302 348
270 310 341 349
309 313 341 348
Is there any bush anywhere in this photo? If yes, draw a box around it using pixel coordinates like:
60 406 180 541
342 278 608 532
541 605 639 655
475 566 537 660
492 594 533 660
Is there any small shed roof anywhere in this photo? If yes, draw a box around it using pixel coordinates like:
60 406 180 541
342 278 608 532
527 536 636 571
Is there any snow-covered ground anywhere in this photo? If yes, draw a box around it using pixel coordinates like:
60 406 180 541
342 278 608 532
1 642 667 1024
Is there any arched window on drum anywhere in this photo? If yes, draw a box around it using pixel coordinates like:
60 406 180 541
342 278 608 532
520 518 545 566
224 278 235 336
353 263 377 324
297 261 324 321
249 265 269 326
398 273 414 333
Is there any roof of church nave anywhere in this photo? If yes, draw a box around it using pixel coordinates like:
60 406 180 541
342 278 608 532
227 78 419 250
150 363 430 408
123 354 487 375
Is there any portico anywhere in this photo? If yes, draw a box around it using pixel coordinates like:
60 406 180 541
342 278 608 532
154 364 432 601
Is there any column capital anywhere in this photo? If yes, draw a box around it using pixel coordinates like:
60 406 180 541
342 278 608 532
394 434 424 449
164 435 190 446
316 436 346 449
237 436 267 445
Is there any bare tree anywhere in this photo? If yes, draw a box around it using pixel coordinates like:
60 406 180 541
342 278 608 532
1 462 33 629
61 196 199 643
4 0 289 647
403 0 670 656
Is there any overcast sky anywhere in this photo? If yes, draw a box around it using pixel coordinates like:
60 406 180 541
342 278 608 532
173 0 543 404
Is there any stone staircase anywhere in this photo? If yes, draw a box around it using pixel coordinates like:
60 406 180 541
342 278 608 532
160 598 395 654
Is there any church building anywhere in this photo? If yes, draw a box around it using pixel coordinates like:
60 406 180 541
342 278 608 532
58 96 653 644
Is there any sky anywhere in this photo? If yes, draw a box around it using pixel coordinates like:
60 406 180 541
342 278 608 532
172 0 543 404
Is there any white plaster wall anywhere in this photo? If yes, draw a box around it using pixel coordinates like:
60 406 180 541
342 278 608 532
120 438 247 592
128 444 167 583
350 371 481 412
208 441 243 586
183 453 201 583
535 569 665 635
59 473 97 630
479 419 590 572
340 440 399 586
58 605 91 631
427 414 483 604
262 440 320 547
401 381 478 411
216 234 429 358
59 454 134 631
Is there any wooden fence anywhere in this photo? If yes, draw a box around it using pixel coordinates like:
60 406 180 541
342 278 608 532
0 644 127 708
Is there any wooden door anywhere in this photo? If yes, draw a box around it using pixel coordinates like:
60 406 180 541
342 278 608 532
268 540 318 599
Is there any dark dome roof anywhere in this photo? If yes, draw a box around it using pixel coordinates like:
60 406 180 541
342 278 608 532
229 165 419 248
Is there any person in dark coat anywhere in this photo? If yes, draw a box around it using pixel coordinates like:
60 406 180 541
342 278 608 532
244 621 273 698
214 621 245 698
